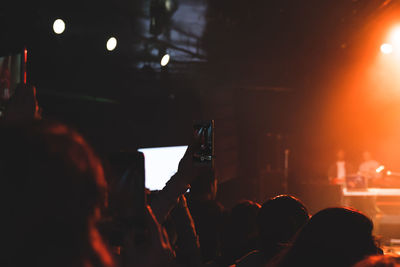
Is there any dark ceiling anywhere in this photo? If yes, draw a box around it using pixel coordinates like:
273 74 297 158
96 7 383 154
1 0 396 96
1 0 400 164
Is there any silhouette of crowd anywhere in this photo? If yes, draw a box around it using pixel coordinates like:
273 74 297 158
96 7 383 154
1 85 398 267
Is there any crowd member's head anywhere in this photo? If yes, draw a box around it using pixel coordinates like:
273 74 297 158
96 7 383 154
257 195 309 256
221 200 261 264
230 200 261 245
354 255 400 267
277 207 381 267
1 121 113 267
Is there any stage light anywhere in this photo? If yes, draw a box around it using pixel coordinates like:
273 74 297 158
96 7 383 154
381 43 393 54
160 54 170 66
106 37 117 51
53 19 65 34
376 165 385 173
387 170 392 176
389 26 400 44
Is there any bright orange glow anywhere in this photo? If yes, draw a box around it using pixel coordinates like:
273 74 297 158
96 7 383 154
319 9 400 174
381 43 393 54
389 26 400 45
387 171 392 176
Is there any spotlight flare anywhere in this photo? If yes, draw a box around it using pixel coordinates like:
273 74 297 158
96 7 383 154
161 54 170 66
53 19 65 34
106 37 117 51
381 43 393 54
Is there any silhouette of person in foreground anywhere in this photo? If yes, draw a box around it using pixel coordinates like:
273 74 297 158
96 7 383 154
274 207 382 267
236 195 309 267
219 200 261 265
0 121 113 267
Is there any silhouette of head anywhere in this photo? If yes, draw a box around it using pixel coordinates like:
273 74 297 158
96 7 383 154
278 207 381 267
231 200 261 241
221 200 261 264
257 195 309 251
0 121 112 267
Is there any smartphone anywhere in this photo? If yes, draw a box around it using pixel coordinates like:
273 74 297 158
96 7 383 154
0 48 27 113
193 120 214 165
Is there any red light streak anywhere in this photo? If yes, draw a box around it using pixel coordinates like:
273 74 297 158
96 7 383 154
24 48 27 84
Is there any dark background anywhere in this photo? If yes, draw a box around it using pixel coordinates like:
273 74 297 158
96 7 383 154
2 0 400 210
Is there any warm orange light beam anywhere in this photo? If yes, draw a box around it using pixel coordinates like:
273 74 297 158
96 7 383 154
381 43 393 54
389 26 400 45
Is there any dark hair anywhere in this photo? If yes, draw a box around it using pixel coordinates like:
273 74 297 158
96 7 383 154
258 195 309 249
277 207 381 267
220 200 261 265
231 200 261 239
0 121 112 267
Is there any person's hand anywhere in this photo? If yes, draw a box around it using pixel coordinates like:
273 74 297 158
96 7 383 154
176 194 188 210
123 205 175 267
150 135 213 224
150 139 207 224
175 138 211 186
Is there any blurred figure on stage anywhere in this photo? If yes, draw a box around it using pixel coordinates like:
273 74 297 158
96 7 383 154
359 151 382 184
349 151 383 223
328 149 355 185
